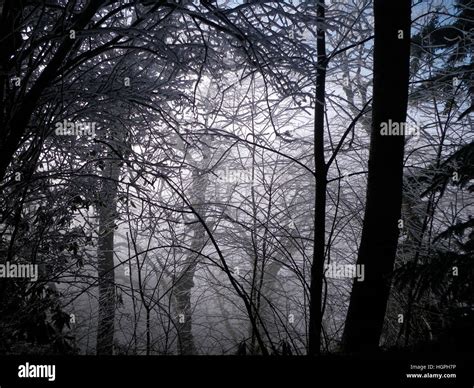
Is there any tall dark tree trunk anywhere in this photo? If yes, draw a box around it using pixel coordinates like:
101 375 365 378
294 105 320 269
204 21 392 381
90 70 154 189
308 0 327 355
342 0 411 352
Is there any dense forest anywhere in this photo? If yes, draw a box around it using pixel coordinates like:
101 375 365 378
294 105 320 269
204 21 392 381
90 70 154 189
0 0 472 362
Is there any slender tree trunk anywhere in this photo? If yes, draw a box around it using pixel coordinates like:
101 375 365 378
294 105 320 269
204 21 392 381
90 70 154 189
342 0 411 352
308 0 327 356
174 220 202 355
96 131 125 355
174 139 211 355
